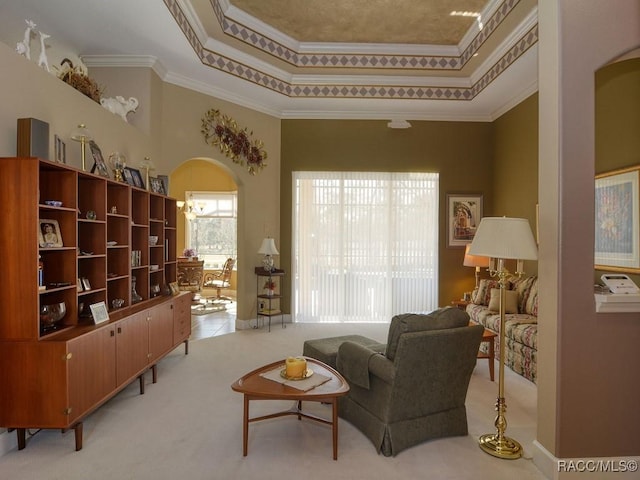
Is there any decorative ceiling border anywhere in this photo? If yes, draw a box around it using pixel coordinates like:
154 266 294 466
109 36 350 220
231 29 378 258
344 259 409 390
211 0 521 72
163 0 537 100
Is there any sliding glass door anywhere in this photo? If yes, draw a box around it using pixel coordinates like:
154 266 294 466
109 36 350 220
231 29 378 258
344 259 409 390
292 172 438 323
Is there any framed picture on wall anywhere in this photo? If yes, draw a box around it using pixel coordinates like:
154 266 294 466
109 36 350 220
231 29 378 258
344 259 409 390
595 166 640 273
446 194 483 247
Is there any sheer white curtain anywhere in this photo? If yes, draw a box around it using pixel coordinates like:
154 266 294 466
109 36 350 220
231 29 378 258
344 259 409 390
292 171 439 323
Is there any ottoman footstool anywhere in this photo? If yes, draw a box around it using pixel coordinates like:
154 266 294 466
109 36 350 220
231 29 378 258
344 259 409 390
303 335 386 369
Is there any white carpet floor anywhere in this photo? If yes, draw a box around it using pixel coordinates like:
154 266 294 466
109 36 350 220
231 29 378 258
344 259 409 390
0 323 547 480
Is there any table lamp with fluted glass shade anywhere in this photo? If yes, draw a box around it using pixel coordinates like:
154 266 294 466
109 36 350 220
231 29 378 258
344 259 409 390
468 217 538 459
258 237 279 272
70 124 92 171
463 243 490 289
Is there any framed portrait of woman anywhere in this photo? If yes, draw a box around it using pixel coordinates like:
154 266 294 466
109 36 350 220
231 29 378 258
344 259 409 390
447 194 483 247
38 219 63 247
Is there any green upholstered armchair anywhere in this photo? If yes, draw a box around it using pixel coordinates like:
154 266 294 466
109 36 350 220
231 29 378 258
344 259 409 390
335 308 484 456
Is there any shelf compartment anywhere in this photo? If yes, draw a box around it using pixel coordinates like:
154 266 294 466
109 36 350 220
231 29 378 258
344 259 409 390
39 162 77 210
78 174 106 221
78 220 106 255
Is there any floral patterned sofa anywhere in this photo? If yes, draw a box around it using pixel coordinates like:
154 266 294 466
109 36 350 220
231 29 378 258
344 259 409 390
465 275 538 383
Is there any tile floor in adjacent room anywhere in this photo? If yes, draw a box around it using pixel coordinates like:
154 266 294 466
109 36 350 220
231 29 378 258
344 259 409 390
190 289 237 340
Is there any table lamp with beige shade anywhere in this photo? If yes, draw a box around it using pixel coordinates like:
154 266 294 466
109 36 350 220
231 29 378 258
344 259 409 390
463 243 490 290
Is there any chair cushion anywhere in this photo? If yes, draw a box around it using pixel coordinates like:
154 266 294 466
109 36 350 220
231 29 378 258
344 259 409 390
385 308 470 361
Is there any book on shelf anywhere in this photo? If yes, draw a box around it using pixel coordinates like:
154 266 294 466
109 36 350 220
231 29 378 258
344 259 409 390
259 308 281 315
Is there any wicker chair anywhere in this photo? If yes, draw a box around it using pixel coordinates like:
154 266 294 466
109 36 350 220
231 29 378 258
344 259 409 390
203 258 235 302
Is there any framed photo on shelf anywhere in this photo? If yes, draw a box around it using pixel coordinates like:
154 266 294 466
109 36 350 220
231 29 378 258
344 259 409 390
54 134 66 164
595 166 640 273
158 175 169 195
124 167 144 188
90 301 110 325
446 193 483 247
89 140 110 178
169 281 179 296
38 219 63 247
81 277 92 291
149 176 165 194
122 166 135 186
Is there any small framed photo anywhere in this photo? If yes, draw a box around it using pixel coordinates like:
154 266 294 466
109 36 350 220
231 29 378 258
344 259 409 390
90 301 110 324
149 176 165 194
81 277 92 291
169 281 179 296
122 166 135 186
447 193 483 247
39 219 63 247
131 168 144 189
77 278 83 292
124 167 144 188
158 175 169 195
89 140 110 178
54 135 66 164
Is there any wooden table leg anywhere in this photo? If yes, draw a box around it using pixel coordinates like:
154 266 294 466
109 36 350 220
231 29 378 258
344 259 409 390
74 422 83 451
243 395 249 456
332 398 338 460
16 428 26 450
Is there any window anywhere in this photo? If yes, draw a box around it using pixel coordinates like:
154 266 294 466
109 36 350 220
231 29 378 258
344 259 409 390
292 172 439 323
185 191 237 269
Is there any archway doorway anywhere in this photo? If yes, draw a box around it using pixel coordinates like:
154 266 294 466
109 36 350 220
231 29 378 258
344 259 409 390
170 158 239 338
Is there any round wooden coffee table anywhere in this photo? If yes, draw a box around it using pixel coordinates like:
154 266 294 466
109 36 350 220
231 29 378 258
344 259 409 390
231 357 350 460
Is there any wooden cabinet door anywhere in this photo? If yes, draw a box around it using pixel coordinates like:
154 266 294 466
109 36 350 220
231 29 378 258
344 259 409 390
116 312 149 386
0 342 69 428
148 302 174 364
173 293 192 344
68 326 117 424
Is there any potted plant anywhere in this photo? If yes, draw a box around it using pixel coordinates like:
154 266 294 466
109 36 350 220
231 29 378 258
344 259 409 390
263 279 276 296
182 248 197 261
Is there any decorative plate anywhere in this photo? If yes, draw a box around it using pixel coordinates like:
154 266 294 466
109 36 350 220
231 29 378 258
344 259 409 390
280 368 313 381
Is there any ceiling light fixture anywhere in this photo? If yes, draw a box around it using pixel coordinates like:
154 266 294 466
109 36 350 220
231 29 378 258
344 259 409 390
450 10 483 30
177 193 205 220
387 119 412 129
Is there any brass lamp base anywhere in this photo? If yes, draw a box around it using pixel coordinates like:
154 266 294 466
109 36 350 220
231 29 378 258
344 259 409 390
478 433 523 459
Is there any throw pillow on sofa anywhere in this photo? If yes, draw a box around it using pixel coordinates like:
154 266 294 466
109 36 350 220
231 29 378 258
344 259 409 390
472 279 511 306
488 288 519 313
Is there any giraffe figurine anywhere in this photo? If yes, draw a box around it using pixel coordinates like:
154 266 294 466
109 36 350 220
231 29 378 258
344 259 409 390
37 31 51 72
15 19 36 59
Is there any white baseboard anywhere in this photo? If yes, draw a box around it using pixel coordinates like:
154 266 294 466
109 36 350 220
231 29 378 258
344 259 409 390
236 314 291 330
0 429 17 458
533 440 640 479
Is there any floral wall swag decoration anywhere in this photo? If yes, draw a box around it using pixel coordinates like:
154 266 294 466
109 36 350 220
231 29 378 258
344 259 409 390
201 109 268 175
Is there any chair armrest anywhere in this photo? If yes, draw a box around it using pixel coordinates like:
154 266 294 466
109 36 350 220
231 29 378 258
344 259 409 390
337 341 394 388
368 353 394 384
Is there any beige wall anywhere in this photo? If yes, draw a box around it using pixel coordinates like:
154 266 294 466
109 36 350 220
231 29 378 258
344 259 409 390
537 0 640 465
281 119 495 308
492 93 539 275
595 57 640 286
0 42 281 322
158 82 281 321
